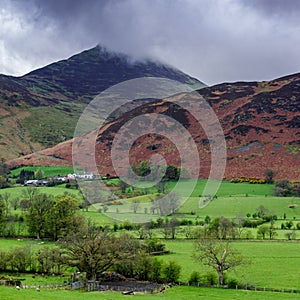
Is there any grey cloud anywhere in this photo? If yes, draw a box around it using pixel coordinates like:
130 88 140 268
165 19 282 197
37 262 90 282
0 0 299 85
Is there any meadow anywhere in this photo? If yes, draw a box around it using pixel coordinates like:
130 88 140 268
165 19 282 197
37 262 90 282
9 166 75 179
163 240 300 289
1 175 300 299
1 285 300 300
1 238 300 290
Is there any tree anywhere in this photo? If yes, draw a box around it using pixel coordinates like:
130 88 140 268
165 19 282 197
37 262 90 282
256 205 269 219
273 180 291 197
165 165 180 180
10 197 19 211
0 193 9 217
35 168 45 180
194 238 245 286
131 199 140 214
120 180 128 193
26 192 54 239
156 192 179 216
0 159 9 188
138 160 150 177
257 224 268 239
292 183 300 197
285 231 296 240
48 195 80 240
37 246 66 274
265 169 275 184
60 224 140 281
0 196 6 234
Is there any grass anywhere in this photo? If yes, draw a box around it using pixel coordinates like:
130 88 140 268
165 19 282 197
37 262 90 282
165 180 274 197
9 166 75 178
0 238 52 251
1 285 300 300
163 240 300 289
21 106 82 148
0 186 83 200
178 195 300 219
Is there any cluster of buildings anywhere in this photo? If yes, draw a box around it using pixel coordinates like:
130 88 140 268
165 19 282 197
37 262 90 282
23 172 94 186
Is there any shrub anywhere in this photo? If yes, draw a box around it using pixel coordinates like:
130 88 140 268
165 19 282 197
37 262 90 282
227 277 239 289
162 260 181 283
188 271 201 285
204 272 218 286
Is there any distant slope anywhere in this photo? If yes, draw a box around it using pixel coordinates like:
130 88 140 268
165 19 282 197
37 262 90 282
9 73 300 180
0 45 205 160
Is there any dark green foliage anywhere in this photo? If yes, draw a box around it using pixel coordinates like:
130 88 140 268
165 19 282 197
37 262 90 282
162 260 181 283
143 239 166 253
204 272 218 286
18 169 35 184
188 271 201 285
165 165 180 181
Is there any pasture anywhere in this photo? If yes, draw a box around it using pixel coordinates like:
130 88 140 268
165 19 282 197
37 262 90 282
8 166 75 179
0 285 300 300
163 240 300 289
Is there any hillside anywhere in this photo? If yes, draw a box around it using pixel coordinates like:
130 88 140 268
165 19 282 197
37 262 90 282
9 73 300 180
0 45 204 160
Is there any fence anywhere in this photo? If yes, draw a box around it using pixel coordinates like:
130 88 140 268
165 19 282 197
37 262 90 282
186 282 300 294
0 280 69 290
86 280 167 294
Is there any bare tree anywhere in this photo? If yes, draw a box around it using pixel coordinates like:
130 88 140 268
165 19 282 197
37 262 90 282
157 192 179 216
131 199 140 214
194 238 246 285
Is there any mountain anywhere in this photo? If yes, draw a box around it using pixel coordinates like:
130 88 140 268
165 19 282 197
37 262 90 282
9 73 300 180
0 45 204 160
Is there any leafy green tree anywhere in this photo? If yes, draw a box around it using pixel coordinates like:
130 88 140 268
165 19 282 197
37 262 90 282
37 246 66 274
9 245 36 273
10 197 19 211
257 224 269 239
48 195 80 240
61 224 140 281
0 196 6 234
26 192 54 239
34 168 45 180
138 160 150 177
165 165 180 180
0 159 9 188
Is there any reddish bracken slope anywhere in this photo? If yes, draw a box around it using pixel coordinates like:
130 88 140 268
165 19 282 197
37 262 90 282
9 73 300 180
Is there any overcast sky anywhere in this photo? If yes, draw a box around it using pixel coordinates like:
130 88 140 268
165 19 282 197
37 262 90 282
0 0 300 85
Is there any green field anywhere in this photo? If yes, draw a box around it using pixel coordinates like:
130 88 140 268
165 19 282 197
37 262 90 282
1 238 300 290
163 240 300 289
1 180 300 297
0 185 82 200
1 286 299 300
179 195 300 219
9 166 75 178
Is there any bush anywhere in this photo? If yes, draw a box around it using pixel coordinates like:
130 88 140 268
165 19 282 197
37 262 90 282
162 260 181 283
204 272 218 286
143 239 166 253
188 271 201 285
226 277 239 289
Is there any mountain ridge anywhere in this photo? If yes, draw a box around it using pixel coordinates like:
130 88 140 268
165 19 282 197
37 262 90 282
8 72 300 180
0 45 204 160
